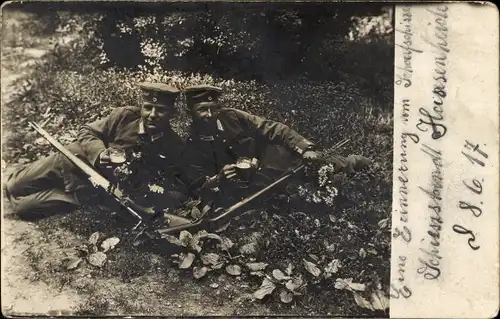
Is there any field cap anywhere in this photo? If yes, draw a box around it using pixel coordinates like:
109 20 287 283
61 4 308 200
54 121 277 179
139 82 180 105
184 85 223 108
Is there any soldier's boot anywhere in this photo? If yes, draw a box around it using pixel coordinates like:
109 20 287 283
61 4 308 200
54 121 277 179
6 188 79 220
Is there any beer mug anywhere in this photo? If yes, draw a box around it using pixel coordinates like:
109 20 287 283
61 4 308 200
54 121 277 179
108 148 127 164
235 157 259 182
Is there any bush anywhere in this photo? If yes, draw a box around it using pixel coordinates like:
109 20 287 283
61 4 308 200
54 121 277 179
3 55 391 165
2 8 393 314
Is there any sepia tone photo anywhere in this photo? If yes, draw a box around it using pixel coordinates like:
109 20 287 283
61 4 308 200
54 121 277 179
1 1 394 316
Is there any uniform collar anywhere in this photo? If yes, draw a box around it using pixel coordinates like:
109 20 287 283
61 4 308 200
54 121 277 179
216 118 224 132
195 119 224 141
138 119 164 142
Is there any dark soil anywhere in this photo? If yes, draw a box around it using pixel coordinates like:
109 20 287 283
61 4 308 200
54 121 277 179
1 8 392 317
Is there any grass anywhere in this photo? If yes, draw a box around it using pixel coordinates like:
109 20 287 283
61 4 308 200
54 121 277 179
2 8 393 316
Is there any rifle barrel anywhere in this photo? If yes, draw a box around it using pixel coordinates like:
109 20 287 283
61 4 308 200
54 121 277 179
29 122 115 191
210 164 305 222
28 122 142 221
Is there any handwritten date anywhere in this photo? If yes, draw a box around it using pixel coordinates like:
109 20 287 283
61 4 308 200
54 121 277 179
453 140 488 251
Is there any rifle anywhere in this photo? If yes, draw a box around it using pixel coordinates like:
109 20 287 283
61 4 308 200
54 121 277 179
29 122 191 233
155 163 306 235
31 120 351 240
154 138 351 235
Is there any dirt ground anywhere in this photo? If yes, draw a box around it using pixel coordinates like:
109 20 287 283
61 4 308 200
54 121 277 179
1 201 286 316
0 12 260 316
1 9 390 317
0 12 332 317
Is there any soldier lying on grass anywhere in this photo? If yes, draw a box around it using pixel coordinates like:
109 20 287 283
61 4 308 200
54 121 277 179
4 82 188 220
179 85 372 208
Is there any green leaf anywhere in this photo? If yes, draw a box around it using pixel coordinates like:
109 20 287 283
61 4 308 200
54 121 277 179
88 232 100 245
246 262 268 271
87 252 107 267
148 184 164 194
272 269 291 281
193 230 209 240
353 292 375 311
211 262 225 270
66 257 83 270
329 214 337 223
334 278 366 291
285 277 304 292
210 283 219 289
201 253 220 266
302 259 321 277
239 242 258 255
188 231 207 252
225 264 242 276
253 278 276 300
370 289 389 310
190 206 202 219
179 252 195 269
250 271 265 277
100 237 120 252
193 266 208 279
324 259 340 278
184 199 201 209
220 236 234 251
179 230 193 246
279 289 293 304
377 218 389 229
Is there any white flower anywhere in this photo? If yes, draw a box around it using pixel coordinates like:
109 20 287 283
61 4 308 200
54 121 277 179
140 40 166 59
178 38 194 48
133 16 156 29
117 22 133 34
99 52 109 65
317 163 335 187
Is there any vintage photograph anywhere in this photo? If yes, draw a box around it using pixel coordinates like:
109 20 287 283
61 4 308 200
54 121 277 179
1 1 394 316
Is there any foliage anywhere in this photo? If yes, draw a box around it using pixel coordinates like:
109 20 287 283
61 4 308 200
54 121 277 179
63 231 120 271
2 4 393 316
3 2 393 103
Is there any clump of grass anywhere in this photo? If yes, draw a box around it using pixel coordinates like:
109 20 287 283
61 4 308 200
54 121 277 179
3 9 393 316
74 295 111 316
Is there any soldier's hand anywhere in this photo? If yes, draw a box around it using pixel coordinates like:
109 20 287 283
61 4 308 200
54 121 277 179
219 164 238 181
346 155 372 171
302 150 321 163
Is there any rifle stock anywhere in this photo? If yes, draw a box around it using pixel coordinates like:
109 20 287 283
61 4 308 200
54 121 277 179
29 122 191 229
30 121 351 237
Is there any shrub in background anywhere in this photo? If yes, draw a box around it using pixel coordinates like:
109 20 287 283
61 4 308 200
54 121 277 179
2 4 393 206
1 6 393 307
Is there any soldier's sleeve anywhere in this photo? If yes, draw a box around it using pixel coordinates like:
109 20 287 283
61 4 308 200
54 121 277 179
77 107 127 165
232 109 314 155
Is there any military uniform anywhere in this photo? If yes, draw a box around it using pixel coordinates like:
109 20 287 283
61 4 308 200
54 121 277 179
5 83 186 219
180 85 372 205
181 107 312 190
180 85 315 204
